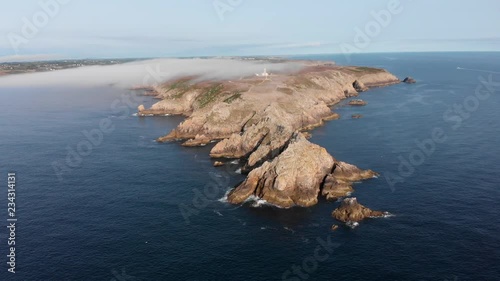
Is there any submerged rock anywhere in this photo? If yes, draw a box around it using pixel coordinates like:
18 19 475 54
332 197 386 223
348 99 367 106
351 114 363 119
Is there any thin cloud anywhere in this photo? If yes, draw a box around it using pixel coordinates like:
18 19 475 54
0 54 63 63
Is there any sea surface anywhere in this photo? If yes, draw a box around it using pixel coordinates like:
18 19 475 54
1 52 499 280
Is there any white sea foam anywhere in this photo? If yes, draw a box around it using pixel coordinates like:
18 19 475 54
369 212 394 219
260 226 277 231
230 160 239 164
217 189 232 203
213 210 223 216
235 168 242 174
244 195 270 207
244 195 285 208
220 192 286 208
346 221 359 229
382 212 394 218
209 172 222 178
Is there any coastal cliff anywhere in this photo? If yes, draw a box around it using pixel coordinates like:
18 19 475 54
137 60 399 216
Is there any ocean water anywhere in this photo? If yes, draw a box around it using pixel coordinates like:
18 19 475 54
1 52 499 280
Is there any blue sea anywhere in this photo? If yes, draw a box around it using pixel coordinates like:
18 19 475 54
1 52 499 280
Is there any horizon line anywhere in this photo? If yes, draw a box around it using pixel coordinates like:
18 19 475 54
2 50 500 64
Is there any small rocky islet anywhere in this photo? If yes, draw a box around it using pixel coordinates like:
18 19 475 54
137 59 400 228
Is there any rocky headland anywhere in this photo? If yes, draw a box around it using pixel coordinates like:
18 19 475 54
136 59 399 226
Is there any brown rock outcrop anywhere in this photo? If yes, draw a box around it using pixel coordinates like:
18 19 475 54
182 134 212 147
321 174 354 201
227 133 334 208
213 161 224 167
332 161 378 182
403 77 416 84
321 161 377 201
348 99 367 106
353 80 368 92
332 197 386 223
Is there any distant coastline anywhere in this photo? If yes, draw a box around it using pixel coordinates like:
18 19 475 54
0 58 137 76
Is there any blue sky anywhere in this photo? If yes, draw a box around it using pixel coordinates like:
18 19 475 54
1 0 499 61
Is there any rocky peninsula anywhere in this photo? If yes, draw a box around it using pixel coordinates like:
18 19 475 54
137 59 400 225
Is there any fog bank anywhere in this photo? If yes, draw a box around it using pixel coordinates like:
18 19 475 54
0 58 303 88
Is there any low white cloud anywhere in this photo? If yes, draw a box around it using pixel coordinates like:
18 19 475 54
264 42 323 49
0 58 303 88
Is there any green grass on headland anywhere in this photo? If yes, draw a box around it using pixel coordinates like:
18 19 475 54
197 84 224 108
223 91 242 104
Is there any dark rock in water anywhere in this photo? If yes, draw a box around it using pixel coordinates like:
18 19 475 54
348 99 367 106
332 197 387 223
403 77 416 84
352 80 368 92
352 114 363 119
